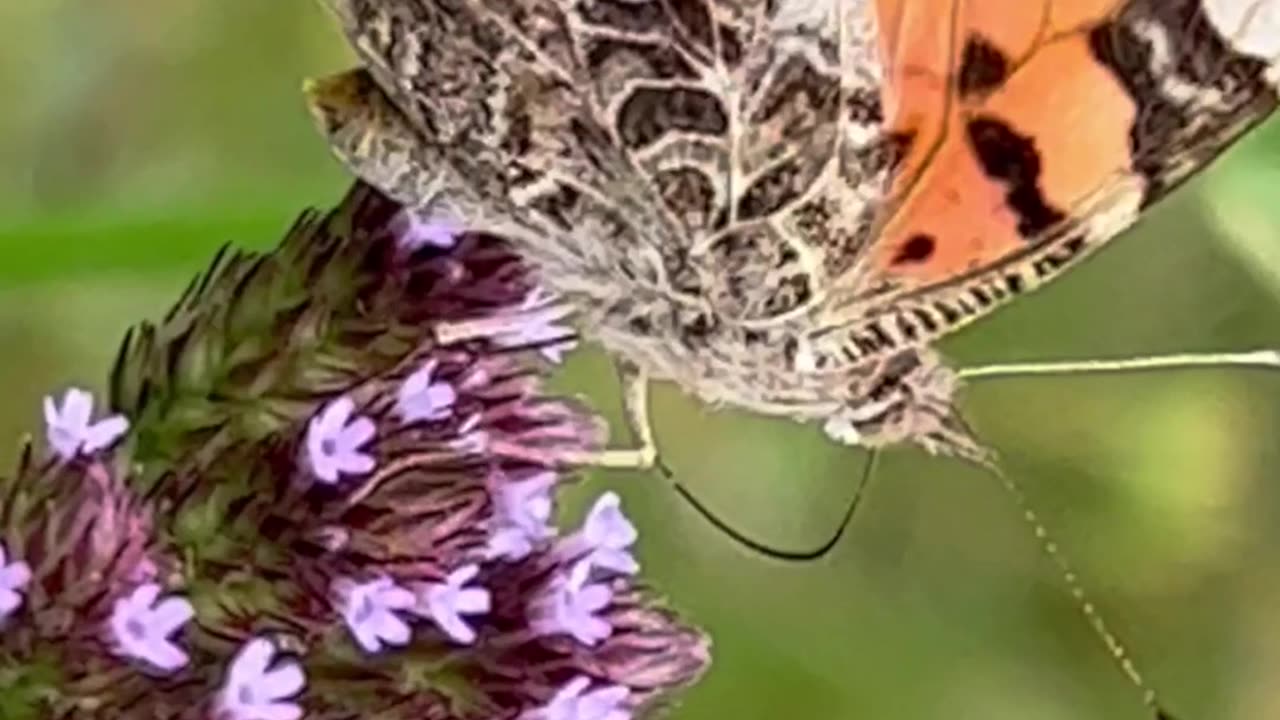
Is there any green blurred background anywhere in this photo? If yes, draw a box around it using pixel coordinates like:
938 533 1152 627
2 3 1280 719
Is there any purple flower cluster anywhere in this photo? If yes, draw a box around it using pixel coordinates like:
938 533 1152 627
0 187 708 719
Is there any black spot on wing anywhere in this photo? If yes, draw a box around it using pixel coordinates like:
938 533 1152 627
891 233 936 264
966 116 1066 237
957 34 1010 99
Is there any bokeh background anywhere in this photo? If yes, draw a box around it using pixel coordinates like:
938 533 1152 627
3 3 1280 719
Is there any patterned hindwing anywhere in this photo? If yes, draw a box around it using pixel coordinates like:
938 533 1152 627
569 0 905 322
323 0 904 324
317 0 667 294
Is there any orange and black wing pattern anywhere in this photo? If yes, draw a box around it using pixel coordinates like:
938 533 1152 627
862 0 1278 293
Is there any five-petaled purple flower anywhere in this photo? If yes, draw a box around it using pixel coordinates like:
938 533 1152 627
529 560 614 646
557 492 639 576
0 541 32 622
305 396 377 484
493 288 578 364
487 471 558 562
395 360 457 423
108 582 195 673
218 636 306 720
43 387 129 461
414 564 491 645
524 676 632 720
336 575 417 654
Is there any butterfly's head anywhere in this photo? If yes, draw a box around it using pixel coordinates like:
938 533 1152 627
820 399 895 446
304 67 450 213
818 350 992 465
304 68 379 141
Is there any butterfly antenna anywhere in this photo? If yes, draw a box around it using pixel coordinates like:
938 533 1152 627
664 450 879 562
984 463 1177 720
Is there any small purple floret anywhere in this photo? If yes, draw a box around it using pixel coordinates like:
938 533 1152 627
305 396 377 484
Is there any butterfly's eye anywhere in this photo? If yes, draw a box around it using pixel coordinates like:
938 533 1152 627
821 397 897 446
821 414 864 446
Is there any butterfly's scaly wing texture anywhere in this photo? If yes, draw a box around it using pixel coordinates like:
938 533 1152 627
312 0 912 322
307 0 1279 460
308 0 953 453
805 0 1280 369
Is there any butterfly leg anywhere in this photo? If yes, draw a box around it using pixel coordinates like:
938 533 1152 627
958 348 1280 380
435 314 661 470
554 358 660 471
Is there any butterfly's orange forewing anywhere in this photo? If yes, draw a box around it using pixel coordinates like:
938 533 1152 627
867 0 1144 289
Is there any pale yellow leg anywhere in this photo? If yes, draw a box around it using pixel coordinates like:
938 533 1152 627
959 348 1280 381
954 349 1268 717
556 359 659 470
436 312 661 470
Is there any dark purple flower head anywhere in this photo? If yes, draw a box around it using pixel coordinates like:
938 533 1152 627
1 446 160 644
0 185 709 719
0 404 211 716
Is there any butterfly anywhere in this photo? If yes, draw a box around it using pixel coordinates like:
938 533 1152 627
303 0 1280 469
302 0 1279 716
